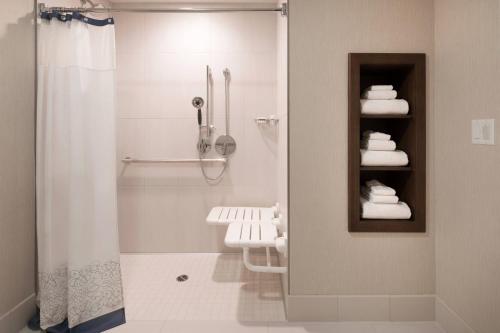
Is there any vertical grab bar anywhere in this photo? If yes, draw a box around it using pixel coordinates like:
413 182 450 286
206 65 212 135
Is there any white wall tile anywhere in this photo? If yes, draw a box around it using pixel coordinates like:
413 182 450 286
246 84 278 118
140 186 179 251
114 13 146 53
117 119 147 186
145 14 211 54
116 84 148 119
116 53 145 84
117 186 146 252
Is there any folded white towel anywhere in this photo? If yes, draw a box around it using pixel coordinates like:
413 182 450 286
361 139 396 151
367 85 393 91
361 197 412 219
361 187 399 204
365 180 396 196
362 130 391 141
361 99 409 114
360 149 409 166
362 90 397 100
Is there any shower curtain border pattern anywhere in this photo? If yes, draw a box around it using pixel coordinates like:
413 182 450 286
38 261 124 329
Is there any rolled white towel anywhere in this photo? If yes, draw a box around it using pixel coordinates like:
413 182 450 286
362 130 391 141
362 90 397 100
361 99 409 115
367 85 393 91
361 187 399 204
360 197 412 219
365 180 396 196
361 139 396 151
360 149 409 166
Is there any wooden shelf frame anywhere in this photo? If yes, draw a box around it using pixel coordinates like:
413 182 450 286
348 53 426 233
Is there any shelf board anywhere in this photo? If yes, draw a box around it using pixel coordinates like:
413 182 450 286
350 217 424 232
361 114 412 119
360 219 414 223
360 166 412 171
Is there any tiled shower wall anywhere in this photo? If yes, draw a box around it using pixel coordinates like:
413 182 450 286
276 1 288 234
115 10 281 252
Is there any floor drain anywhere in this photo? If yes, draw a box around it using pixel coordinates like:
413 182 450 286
176 274 189 282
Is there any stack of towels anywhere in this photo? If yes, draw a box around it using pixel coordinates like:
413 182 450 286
361 85 409 115
361 180 412 219
361 131 409 166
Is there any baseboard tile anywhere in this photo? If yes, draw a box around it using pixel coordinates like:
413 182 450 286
287 295 339 321
287 294 435 322
0 293 36 333
339 295 390 321
390 295 435 321
436 297 476 333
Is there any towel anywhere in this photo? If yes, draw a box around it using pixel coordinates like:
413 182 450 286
365 180 396 196
361 187 399 204
361 139 396 151
361 99 409 115
361 197 412 219
367 85 393 91
362 131 391 141
362 90 397 100
360 149 409 166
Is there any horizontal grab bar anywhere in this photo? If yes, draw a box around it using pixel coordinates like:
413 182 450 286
122 156 227 164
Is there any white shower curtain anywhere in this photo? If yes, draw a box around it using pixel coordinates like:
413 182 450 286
36 13 125 332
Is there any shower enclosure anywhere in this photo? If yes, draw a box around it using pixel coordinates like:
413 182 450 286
112 1 288 254
36 0 288 327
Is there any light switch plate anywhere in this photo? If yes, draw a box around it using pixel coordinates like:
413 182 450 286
472 119 495 145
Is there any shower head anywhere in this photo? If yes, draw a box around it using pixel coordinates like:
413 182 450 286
192 96 204 109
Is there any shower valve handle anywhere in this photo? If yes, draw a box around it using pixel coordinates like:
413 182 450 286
197 108 202 126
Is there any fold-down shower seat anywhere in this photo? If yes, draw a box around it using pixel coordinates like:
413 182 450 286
206 206 278 225
206 204 287 274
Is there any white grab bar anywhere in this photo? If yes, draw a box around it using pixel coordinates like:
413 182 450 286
122 156 227 164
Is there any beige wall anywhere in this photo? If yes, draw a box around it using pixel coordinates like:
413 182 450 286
434 1 500 333
0 1 36 332
288 0 435 295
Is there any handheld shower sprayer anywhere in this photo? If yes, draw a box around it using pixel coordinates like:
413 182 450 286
192 97 204 127
192 97 210 154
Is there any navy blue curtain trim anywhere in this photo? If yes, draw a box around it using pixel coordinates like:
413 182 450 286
28 308 126 333
40 11 114 26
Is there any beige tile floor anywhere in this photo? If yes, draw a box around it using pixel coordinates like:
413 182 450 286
20 254 446 333
20 321 446 333
119 253 286 322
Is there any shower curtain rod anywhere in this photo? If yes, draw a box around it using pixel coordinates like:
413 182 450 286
38 3 288 16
